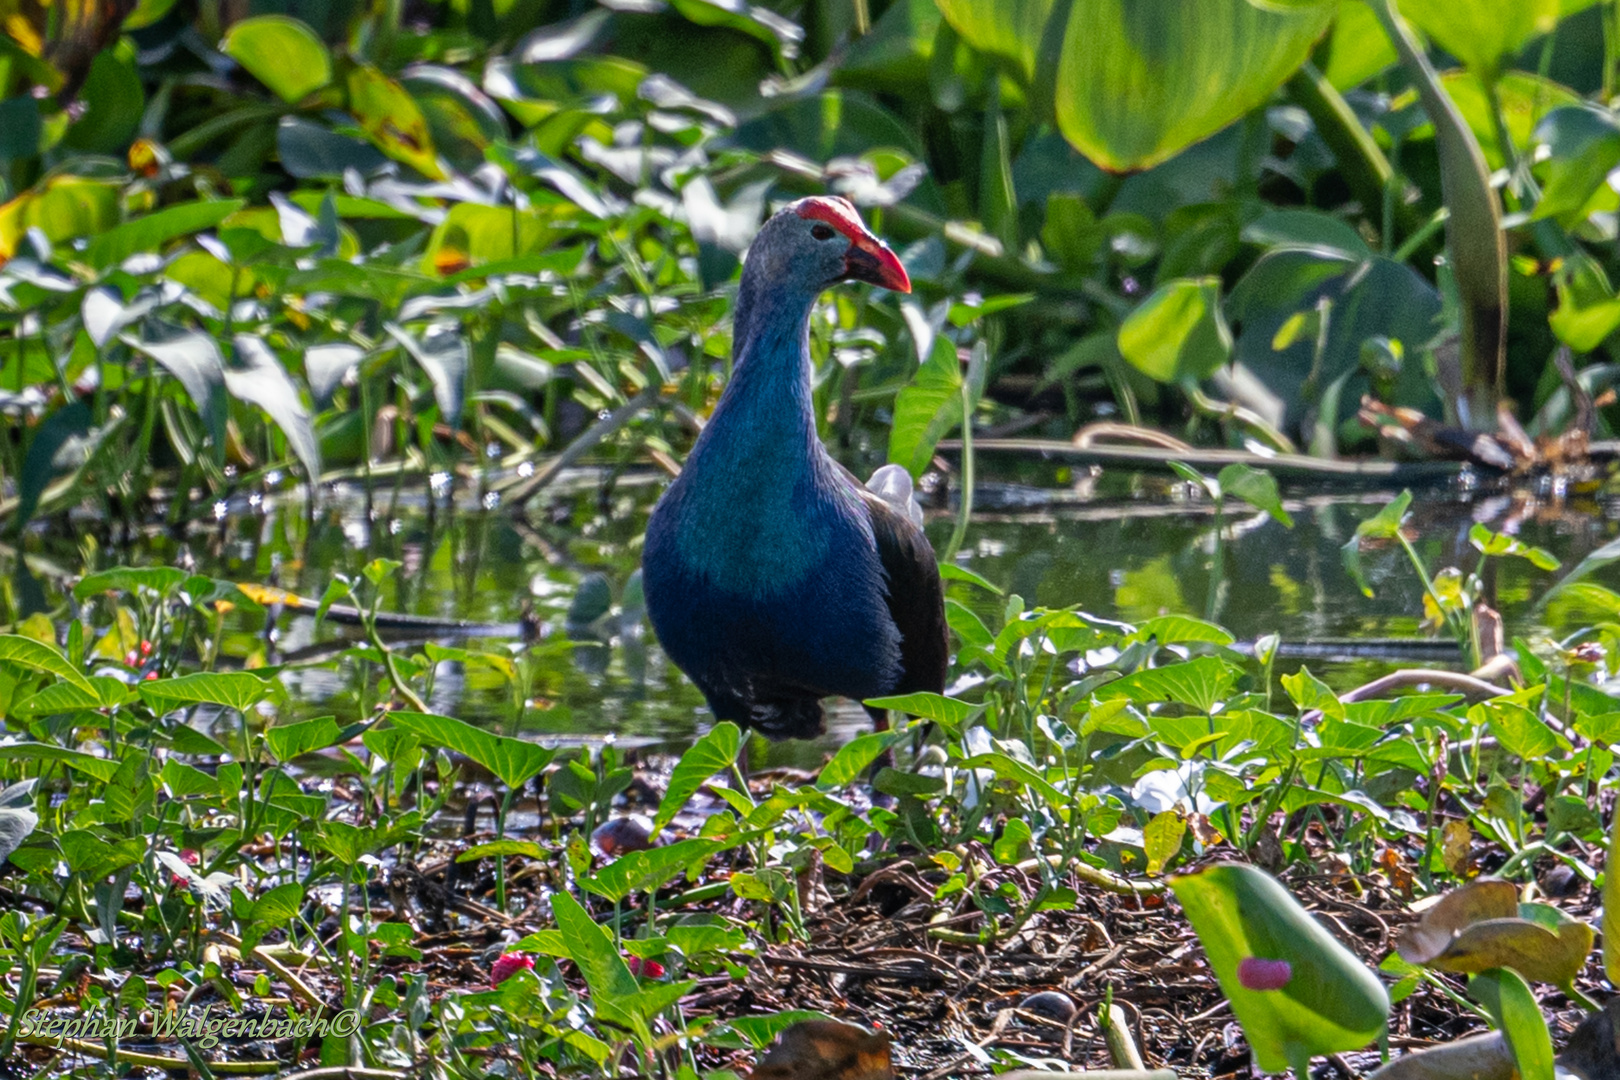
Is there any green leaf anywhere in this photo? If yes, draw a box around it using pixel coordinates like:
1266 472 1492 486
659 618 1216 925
388 712 554 790
1143 810 1186 875
139 672 273 714
227 336 322 482
86 199 246 270
888 335 964 478
1532 106 1620 227
580 838 721 904
1280 667 1343 721
1217 464 1293 526
1131 615 1235 647
347 65 446 180
1099 656 1237 714
1605 799 1620 984
0 743 120 782
864 691 978 728
651 722 741 836
12 676 135 717
1171 863 1390 1072
1399 0 1559 79
1118 277 1232 384
1470 970 1555 1080
1046 0 1333 170
75 567 192 599
1467 524 1560 571
221 16 333 104
160 759 220 797
1342 490 1412 598
264 717 343 762
1470 699 1559 762
817 731 896 789
552 891 644 1035
0 634 94 694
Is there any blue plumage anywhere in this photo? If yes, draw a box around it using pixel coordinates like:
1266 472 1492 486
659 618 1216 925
642 196 946 741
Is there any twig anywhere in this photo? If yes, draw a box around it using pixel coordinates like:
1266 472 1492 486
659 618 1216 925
1340 670 1510 704
504 387 665 505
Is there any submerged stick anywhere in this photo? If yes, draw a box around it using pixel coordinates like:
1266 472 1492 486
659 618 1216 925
504 386 665 506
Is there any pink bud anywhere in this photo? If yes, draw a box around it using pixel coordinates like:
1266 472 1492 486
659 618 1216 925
140 640 154 657
627 956 665 979
125 651 138 666
491 953 534 986
1238 957 1292 991
180 849 200 866
143 671 158 681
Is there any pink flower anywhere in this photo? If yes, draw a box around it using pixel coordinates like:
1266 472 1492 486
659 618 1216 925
627 956 665 979
491 953 534 987
1237 957 1292 991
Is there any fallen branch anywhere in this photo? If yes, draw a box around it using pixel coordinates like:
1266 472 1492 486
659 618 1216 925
1364 1032 1512 1080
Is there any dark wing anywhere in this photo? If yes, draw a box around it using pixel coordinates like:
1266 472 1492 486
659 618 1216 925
840 465 948 697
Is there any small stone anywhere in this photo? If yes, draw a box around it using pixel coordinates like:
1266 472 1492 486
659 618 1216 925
1018 990 1077 1024
592 817 653 857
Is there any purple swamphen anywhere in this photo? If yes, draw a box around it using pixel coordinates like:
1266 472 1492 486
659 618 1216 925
642 195 948 753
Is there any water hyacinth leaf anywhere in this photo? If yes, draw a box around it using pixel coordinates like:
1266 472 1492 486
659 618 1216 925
139 672 274 713
652 722 742 836
1171 863 1390 1072
1399 0 1559 79
347 65 446 180
581 838 722 904
276 117 390 180
1470 970 1555 1080
1130 615 1234 646
76 566 190 599
221 16 333 104
62 41 144 153
1118 277 1231 384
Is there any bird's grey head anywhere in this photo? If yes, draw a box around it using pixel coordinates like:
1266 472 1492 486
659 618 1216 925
742 195 911 298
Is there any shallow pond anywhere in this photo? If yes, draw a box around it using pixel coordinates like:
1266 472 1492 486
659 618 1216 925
8 461 1620 769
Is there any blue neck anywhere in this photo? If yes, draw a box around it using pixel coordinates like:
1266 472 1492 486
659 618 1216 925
665 283 861 590
695 282 822 484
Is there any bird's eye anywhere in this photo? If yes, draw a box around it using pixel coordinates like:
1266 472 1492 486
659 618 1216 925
811 224 836 241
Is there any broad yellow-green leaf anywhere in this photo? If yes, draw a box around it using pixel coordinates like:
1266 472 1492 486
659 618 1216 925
1400 0 1559 79
1318 0 1397 90
1117 277 1232 383
347 65 446 181
221 16 332 104
1173 863 1389 1072
1057 0 1333 171
937 0 1331 171
1440 70 1581 172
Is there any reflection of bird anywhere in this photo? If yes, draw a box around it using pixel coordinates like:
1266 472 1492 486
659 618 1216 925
642 196 947 751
